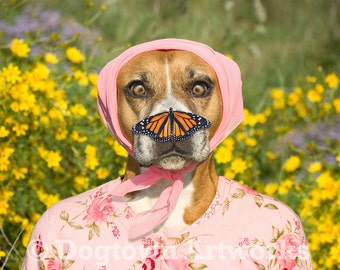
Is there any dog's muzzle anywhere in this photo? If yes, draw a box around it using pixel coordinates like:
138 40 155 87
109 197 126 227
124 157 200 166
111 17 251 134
131 108 211 170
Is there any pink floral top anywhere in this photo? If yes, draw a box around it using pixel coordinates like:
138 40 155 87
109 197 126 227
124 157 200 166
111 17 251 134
22 177 312 270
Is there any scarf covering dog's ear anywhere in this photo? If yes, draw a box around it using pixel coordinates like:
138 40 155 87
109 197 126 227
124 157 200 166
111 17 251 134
97 39 244 239
97 38 244 157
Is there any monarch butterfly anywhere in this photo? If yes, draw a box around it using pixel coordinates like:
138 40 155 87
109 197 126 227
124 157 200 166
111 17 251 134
132 108 211 143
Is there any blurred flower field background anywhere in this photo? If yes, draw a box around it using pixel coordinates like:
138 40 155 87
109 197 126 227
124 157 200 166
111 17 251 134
0 0 339 269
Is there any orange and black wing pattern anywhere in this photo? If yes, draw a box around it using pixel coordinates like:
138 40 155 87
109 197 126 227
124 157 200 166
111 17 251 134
132 108 211 142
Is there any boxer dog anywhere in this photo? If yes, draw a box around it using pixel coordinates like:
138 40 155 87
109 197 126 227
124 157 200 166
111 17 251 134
23 40 312 269
117 50 222 230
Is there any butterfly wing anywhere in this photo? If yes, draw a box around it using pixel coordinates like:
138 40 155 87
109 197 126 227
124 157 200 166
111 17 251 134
172 111 211 141
132 112 172 142
132 109 211 142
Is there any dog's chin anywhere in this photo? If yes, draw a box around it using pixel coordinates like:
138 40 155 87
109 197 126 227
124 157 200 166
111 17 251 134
156 154 189 171
134 131 211 170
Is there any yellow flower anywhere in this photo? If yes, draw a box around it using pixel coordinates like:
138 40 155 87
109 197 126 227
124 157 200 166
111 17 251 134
66 46 85 64
310 189 322 207
113 140 128 157
88 73 98 86
71 131 88 142
96 167 110 179
44 52 59 64
31 213 41 223
283 155 301 172
243 109 257 127
118 164 126 176
38 147 62 170
315 83 324 93
270 88 285 109
34 63 50 79
70 104 88 117
0 250 6 258
308 162 322 173
317 171 337 200
223 169 235 179
230 158 247 174
287 91 300 106
55 127 68 141
0 147 15 171
36 189 60 208
23 64 51 92
0 190 14 215
299 198 314 218
73 70 89 86
13 167 28 180
10 101 19 112
1 63 22 84
85 155 99 170
307 88 322 103
309 232 321 252
12 123 29 136
271 88 285 99
0 126 9 138
294 103 307 118
105 136 114 146
264 182 278 196
90 86 98 98
10 38 30 57
325 73 339 88
255 113 266 124
11 214 28 225
85 144 96 155
46 152 62 169
330 244 340 266
317 171 335 188
85 145 99 170
1 147 15 157
40 115 50 125
245 137 257 147
48 108 64 121
73 176 89 191
22 223 34 247
89 73 99 97
215 145 233 164
317 218 337 244
222 137 235 149
278 179 294 195
333 98 340 113
214 137 235 163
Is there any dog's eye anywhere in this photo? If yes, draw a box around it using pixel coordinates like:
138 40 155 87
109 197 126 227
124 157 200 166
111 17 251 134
126 81 147 98
191 81 211 97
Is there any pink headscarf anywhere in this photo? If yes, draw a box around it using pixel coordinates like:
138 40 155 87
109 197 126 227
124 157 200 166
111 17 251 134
98 38 243 156
97 38 244 239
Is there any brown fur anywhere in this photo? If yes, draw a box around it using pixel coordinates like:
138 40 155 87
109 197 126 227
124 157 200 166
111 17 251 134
183 153 218 224
117 50 222 225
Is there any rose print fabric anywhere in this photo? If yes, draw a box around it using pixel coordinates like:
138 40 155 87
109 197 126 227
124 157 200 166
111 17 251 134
22 177 312 269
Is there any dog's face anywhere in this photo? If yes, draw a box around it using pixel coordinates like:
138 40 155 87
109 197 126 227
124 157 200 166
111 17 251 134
117 50 222 170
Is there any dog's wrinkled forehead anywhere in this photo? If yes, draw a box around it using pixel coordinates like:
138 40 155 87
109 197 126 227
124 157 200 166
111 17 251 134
116 50 219 115
97 38 244 156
